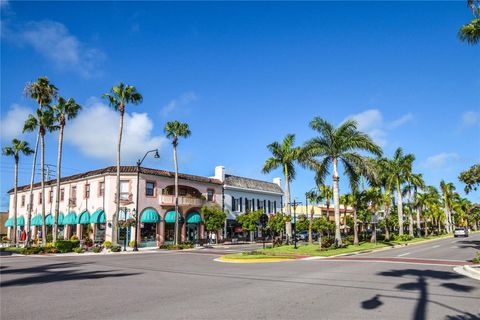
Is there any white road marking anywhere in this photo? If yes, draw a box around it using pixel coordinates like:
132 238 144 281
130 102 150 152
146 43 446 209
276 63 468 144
432 245 440 248
397 252 411 257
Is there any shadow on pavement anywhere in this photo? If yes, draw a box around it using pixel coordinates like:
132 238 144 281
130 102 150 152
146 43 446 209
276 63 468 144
360 269 477 320
455 240 480 250
0 262 141 288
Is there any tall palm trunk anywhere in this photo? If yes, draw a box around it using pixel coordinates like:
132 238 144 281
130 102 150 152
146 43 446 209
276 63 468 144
384 199 390 241
41 133 46 246
114 108 124 245
353 208 359 245
396 181 404 236
416 207 422 237
332 158 342 246
25 131 39 245
408 191 414 237
284 166 291 242
308 208 313 244
53 123 64 242
173 140 180 245
343 205 347 235
13 157 19 246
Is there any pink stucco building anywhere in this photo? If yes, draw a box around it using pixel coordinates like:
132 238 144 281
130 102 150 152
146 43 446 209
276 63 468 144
6 166 223 247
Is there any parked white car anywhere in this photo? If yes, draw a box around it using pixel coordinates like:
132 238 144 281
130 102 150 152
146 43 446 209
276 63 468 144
454 227 469 237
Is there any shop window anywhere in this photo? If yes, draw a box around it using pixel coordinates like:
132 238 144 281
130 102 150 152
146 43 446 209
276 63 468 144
146 181 155 196
207 189 214 201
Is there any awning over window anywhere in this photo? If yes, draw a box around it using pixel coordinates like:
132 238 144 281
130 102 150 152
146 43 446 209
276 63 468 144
17 216 25 227
4 217 13 227
77 211 91 224
140 208 160 223
57 213 65 225
31 215 43 226
45 214 54 226
90 209 106 224
64 212 77 225
186 212 202 224
164 210 181 223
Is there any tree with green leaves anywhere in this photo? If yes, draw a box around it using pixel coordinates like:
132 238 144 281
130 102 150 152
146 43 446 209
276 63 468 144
201 205 227 240
23 108 58 246
318 184 333 218
312 216 335 249
342 193 359 245
103 83 143 245
304 118 382 245
2 139 34 246
459 164 480 194
237 209 263 241
262 134 304 220
403 173 425 237
458 0 480 45
382 148 415 236
267 212 289 240
52 97 82 242
23 76 58 245
440 180 457 233
164 120 191 245
305 190 319 244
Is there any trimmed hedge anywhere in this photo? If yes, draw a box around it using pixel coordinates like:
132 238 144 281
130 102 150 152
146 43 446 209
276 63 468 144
159 243 194 250
54 240 80 253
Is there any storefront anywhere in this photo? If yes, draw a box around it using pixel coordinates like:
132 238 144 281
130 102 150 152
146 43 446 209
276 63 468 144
186 211 202 243
140 208 160 247
164 210 181 244
77 211 91 240
90 209 106 242
64 211 77 239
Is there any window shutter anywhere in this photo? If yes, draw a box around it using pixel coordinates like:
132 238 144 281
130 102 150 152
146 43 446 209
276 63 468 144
240 197 243 211
263 200 266 212
274 201 277 213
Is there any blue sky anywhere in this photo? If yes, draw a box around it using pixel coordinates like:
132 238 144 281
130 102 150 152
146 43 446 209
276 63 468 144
1 1 479 211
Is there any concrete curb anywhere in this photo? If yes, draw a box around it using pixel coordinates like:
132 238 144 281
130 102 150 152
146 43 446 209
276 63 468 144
454 265 480 281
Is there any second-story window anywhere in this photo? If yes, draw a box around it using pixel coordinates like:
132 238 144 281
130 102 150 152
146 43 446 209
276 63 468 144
71 186 77 200
99 182 105 196
21 195 25 207
38 192 42 204
49 190 53 203
85 184 90 199
207 189 214 201
145 181 155 196
60 188 65 201
120 180 129 200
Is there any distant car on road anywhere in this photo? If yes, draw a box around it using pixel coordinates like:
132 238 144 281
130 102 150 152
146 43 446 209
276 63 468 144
454 227 469 237
296 230 318 241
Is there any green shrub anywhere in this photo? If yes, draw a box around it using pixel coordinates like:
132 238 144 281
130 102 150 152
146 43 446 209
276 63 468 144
43 243 59 254
91 245 103 253
110 244 121 252
393 234 414 242
243 250 265 256
129 240 136 248
83 238 94 247
70 234 79 240
103 241 112 249
74 247 84 254
46 234 53 242
473 252 480 264
55 240 80 253
159 243 194 250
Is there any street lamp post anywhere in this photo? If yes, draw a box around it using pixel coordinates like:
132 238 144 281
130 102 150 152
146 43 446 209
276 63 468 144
134 149 160 252
290 199 302 249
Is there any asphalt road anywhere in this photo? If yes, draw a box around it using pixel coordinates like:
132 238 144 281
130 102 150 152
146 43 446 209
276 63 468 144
1 234 479 320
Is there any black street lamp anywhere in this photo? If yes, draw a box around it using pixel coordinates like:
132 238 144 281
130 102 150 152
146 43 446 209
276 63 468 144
134 149 160 251
290 199 302 249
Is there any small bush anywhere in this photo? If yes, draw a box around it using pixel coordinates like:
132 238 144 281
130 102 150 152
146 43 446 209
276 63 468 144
159 243 194 250
74 247 84 254
129 240 136 248
91 245 103 253
83 238 94 247
70 234 78 240
55 240 80 253
243 250 265 256
110 244 121 252
473 252 480 264
43 243 59 254
392 234 414 242
103 241 112 249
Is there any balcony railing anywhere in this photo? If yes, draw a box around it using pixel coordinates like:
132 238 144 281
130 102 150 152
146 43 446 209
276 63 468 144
114 193 133 204
160 195 205 207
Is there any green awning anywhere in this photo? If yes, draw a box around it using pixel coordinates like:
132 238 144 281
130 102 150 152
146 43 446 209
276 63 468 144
4 218 13 227
186 212 202 224
64 212 77 225
45 214 54 226
90 209 106 224
31 215 43 226
57 213 65 225
164 210 181 223
17 216 25 227
77 211 91 224
140 208 160 223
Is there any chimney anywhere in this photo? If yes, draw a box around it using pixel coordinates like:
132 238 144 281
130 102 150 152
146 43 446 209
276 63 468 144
273 177 282 187
214 166 225 182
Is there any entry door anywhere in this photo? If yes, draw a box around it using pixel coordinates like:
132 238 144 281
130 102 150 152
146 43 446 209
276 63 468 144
187 224 197 242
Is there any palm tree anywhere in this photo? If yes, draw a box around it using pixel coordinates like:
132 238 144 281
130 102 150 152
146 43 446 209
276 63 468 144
458 0 480 45
103 83 143 245
305 190 319 244
262 134 304 231
343 193 359 245
52 97 82 242
304 118 382 245
415 192 430 237
24 108 58 245
383 148 415 236
164 120 191 245
24 77 58 244
339 194 348 235
2 139 34 246
375 157 394 240
440 180 456 233
403 173 425 237
318 184 333 219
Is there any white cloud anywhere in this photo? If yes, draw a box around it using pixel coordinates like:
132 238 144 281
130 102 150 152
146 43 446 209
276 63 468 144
423 152 460 170
0 104 32 140
461 111 480 127
347 109 412 147
13 20 105 77
161 92 197 117
65 99 166 162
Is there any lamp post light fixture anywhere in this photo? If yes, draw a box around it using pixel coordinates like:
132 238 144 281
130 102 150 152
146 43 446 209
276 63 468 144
290 199 302 249
134 149 160 251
